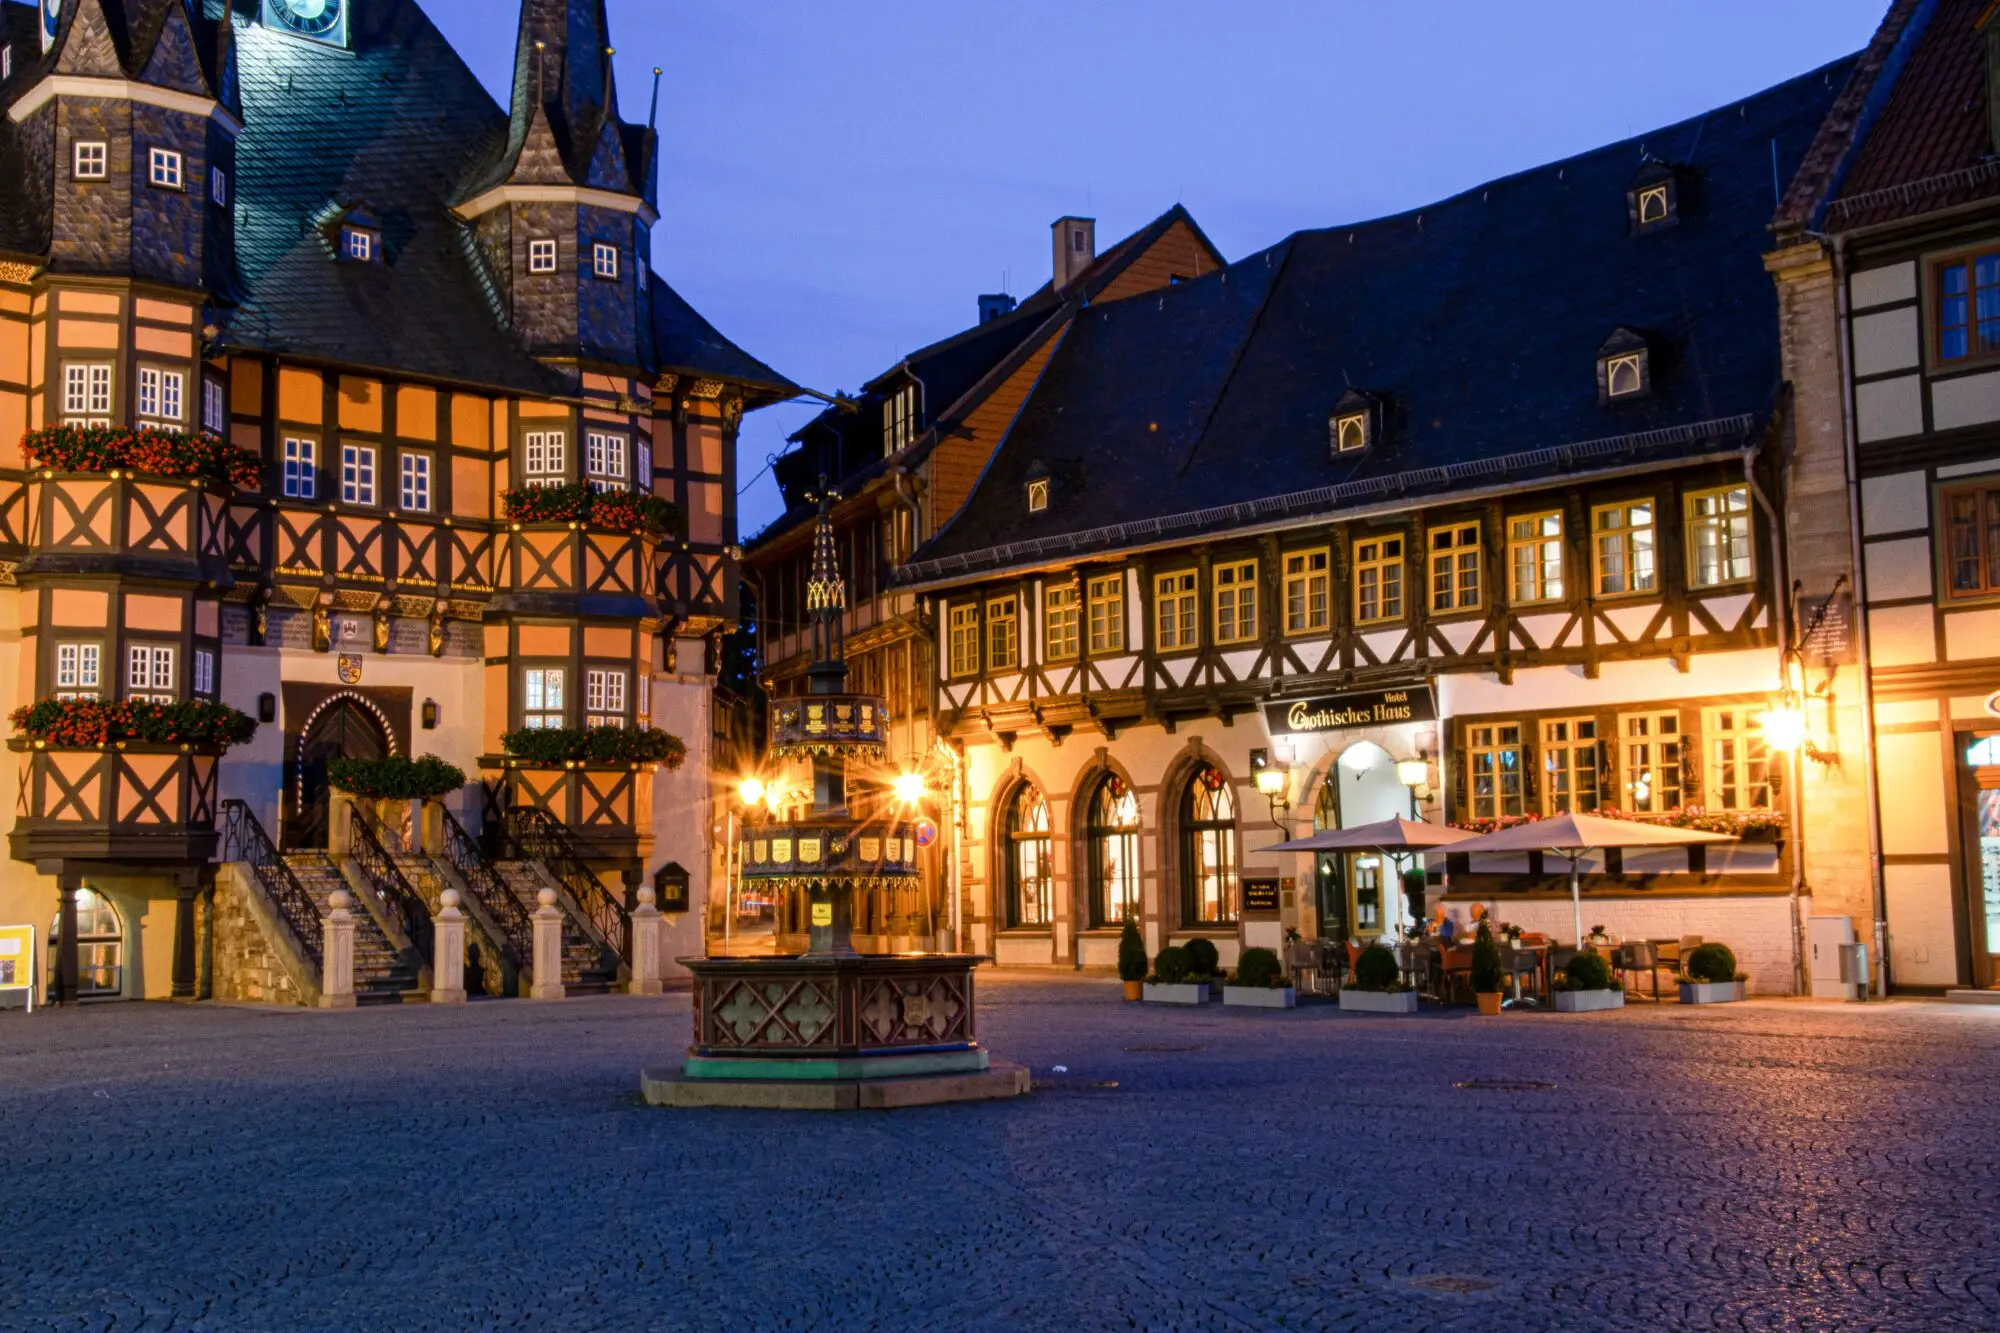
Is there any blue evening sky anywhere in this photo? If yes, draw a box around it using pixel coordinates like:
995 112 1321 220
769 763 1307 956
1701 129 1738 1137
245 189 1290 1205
422 0 1888 536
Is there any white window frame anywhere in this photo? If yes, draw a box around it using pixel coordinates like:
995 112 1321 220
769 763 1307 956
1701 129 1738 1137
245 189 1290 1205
136 365 185 426
1686 485 1754 588
125 644 176 703
209 166 227 206
399 451 432 512
148 147 183 190
344 228 374 262
283 437 317 499
585 668 627 727
1706 706 1771 811
585 431 628 492
523 430 566 487
1086 574 1125 653
193 647 215 697
62 362 113 425
55 642 102 700
947 605 978 678
340 443 376 506
636 439 653 490
72 140 108 180
202 376 227 434
528 238 557 274
523 667 566 728
591 242 618 280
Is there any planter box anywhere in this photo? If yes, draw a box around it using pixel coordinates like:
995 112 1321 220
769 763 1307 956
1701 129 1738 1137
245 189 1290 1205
1222 985 1296 1009
1339 988 1419 1015
1143 982 1210 1005
1679 981 1746 1005
1554 988 1625 1013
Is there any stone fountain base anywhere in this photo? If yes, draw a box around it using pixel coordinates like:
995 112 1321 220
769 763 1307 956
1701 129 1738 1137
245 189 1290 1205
640 952 1031 1111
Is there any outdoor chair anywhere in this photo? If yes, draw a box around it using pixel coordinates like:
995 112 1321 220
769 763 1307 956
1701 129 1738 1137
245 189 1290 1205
1436 944 1474 1004
1615 941 1668 1002
1287 940 1324 996
1658 934 1703 976
1501 946 1542 1009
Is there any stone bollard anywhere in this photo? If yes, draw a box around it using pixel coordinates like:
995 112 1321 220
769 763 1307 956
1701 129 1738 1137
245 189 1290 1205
628 884 665 996
326 790 358 856
431 888 467 1004
530 887 565 1000
321 889 357 1009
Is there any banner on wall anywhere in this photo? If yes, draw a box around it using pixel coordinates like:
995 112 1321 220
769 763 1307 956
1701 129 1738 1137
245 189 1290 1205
1264 686 1437 737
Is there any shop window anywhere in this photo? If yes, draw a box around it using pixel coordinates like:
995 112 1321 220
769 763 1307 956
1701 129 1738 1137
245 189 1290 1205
1180 765 1238 926
1086 775 1141 928
985 595 1018 671
50 888 124 997
1087 574 1124 652
1213 559 1258 644
1593 501 1656 595
1467 723 1523 820
1154 571 1198 651
1685 485 1754 587
1045 584 1079 661
1003 784 1052 928
947 604 979 678
1540 718 1599 815
1619 711 1682 812
55 642 101 700
1353 536 1404 623
1283 549 1330 633
283 437 317 499
523 430 566 487
1936 250 2000 362
1508 512 1564 603
1428 523 1480 613
523 666 566 728
585 668 626 727
1706 707 1771 810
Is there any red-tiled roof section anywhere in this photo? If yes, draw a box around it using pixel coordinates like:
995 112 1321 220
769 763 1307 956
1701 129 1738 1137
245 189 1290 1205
1828 0 2000 230
1773 0 1927 232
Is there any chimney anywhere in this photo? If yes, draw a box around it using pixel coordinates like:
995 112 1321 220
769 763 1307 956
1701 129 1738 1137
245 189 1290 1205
977 293 1017 324
1051 216 1096 291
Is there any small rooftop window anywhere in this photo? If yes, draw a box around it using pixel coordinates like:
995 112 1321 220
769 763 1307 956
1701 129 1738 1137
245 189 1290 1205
1027 477 1050 513
343 226 376 262
1627 160 1682 234
1328 388 1378 457
1597 328 1653 401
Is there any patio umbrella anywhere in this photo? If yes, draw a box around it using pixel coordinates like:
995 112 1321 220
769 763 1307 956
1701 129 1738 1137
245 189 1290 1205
1445 813 1735 948
1264 817 1476 855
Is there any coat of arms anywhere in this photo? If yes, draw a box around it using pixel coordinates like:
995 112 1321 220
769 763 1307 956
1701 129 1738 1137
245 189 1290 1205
336 653 363 685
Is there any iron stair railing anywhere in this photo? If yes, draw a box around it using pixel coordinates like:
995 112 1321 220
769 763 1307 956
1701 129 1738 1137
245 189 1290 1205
220 800 324 965
501 806 630 959
440 807 534 969
348 805 434 963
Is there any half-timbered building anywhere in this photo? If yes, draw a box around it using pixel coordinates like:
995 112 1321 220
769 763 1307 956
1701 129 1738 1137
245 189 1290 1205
0 0 788 1001
892 63 1853 991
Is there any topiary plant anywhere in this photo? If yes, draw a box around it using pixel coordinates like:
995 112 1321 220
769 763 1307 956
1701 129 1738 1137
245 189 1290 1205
1117 916 1147 983
1151 945 1191 985
1684 942 1738 984
1182 936 1220 979
1236 947 1282 989
1352 943 1400 992
1402 866 1428 923
1470 921 1505 994
1563 949 1615 991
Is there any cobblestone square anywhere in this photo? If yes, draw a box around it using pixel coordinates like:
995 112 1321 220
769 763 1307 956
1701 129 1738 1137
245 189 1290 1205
2 978 1997 1331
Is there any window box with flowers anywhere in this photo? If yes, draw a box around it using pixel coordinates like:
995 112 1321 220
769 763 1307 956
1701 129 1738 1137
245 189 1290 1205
497 725 686 769
9 698 257 752
23 425 262 489
501 482 679 537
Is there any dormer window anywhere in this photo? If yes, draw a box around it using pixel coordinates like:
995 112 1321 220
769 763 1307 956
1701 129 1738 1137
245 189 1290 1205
1635 184 1670 226
1597 328 1653 401
1328 388 1378 457
1627 161 1681 234
342 227 376 262
882 384 916 457
528 238 557 274
592 243 619 280
1027 477 1050 513
3 44 12 82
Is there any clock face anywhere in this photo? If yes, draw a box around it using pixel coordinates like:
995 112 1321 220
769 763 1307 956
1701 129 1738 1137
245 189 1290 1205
266 0 345 43
41 0 61 52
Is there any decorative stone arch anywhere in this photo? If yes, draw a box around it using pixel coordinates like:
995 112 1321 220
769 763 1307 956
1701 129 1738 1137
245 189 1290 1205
1066 747 1145 932
1156 740 1243 934
292 690 400 812
986 757 1059 935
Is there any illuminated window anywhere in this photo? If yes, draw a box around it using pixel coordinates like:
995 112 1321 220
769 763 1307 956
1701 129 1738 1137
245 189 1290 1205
1353 536 1403 623
1685 485 1753 587
283 437 317 499
1026 477 1050 513
585 668 626 727
1508 512 1564 603
1283 549 1330 633
342 228 374 262
1592 501 1656 595
1003 784 1053 928
1619 711 1682 812
1635 184 1671 226
1154 571 1198 650
1333 412 1368 453
1180 766 1238 926
1428 523 1481 612
1087 574 1124 653
1213 560 1258 644
1707 707 1770 811
986 595 1018 670
1467 723 1523 820
1945 482 2000 598
1044 584 1079 661
55 643 101 700
881 385 916 456
948 605 979 678
524 430 566 487
523 667 566 728
1085 776 1141 928
1540 718 1599 815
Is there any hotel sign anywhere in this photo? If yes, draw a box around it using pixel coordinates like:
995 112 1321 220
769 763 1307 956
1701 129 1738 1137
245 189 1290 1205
1265 686 1436 736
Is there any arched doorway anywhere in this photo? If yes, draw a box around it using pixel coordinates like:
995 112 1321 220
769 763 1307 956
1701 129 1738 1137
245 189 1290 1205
1316 742 1412 941
290 696 391 849
50 888 125 999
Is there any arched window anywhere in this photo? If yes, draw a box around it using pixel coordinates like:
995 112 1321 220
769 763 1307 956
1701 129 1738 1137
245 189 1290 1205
1004 785 1052 928
1086 775 1141 927
1180 765 1238 925
50 888 124 998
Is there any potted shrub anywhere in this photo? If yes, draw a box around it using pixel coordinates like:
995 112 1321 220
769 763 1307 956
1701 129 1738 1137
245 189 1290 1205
1117 916 1147 1002
1339 942 1418 1014
1143 945 1208 1004
1471 922 1505 1015
1678 943 1746 1004
1223 946 1295 1009
1552 948 1624 1012
1401 866 1428 924
1182 936 1222 995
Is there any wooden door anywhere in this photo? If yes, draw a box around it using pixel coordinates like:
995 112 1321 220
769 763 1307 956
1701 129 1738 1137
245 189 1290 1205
288 699 388 849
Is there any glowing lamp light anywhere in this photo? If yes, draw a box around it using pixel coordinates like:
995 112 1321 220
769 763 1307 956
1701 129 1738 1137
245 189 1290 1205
893 771 926 807
1396 759 1429 788
1254 766 1287 797
1760 705 1808 753
736 775 765 807
763 782 786 813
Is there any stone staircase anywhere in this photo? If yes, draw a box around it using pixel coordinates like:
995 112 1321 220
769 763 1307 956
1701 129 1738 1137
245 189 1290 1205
285 853 422 1004
494 860 619 993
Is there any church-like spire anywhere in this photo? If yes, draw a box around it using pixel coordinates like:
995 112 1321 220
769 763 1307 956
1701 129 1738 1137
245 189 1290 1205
804 479 849 688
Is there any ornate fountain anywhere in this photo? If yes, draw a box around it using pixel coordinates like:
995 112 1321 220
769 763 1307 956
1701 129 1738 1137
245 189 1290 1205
644 488 1025 1109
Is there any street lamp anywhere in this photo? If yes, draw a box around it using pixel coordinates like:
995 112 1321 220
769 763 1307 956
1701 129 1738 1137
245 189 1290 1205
1251 741 1293 820
892 770 926 807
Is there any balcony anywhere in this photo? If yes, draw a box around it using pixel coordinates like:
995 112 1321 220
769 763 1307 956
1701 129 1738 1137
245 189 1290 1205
8 741 222 866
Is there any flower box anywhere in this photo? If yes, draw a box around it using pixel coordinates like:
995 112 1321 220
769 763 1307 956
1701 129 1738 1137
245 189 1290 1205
1222 985 1296 1009
1142 982 1210 1005
1339 988 1419 1015
1554 989 1624 1013
1678 980 1745 1005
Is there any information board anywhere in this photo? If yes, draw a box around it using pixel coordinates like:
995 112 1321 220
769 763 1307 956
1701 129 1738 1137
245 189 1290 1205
0 925 35 1013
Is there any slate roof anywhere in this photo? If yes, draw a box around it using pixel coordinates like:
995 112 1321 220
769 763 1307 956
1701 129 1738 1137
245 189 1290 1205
649 271 794 397
0 1 45 260
899 57 1856 586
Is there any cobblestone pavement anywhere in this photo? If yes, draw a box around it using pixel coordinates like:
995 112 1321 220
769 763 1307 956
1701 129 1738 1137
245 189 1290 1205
3 978 1998 1332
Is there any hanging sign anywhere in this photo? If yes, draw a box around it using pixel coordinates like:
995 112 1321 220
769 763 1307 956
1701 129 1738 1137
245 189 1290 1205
0 925 34 1012
1265 686 1436 736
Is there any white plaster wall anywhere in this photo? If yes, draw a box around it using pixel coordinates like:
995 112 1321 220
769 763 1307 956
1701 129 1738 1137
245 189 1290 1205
1875 730 1949 856
1454 893 1795 994
1849 262 1915 310
1932 370 2000 433
1883 863 1958 986
1864 536 1933 602
1851 306 1920 377
1867 604 1938 668
1856 375 1924 443
1438 648 1778 717
1945 608 2000 662
647 637 715 977
1860 471 1928 536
